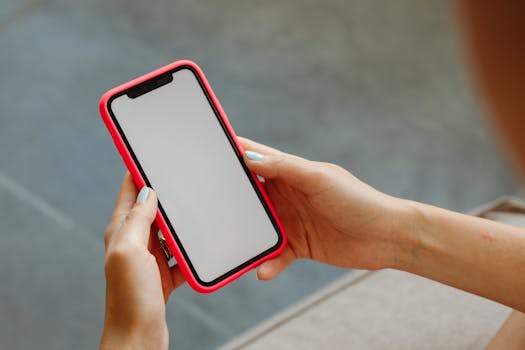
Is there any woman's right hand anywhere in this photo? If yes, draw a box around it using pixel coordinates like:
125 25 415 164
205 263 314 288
239 137 413 280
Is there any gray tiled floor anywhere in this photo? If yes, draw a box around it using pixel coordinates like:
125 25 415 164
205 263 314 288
0 0 518 349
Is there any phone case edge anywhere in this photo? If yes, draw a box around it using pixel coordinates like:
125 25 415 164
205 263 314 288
98 60 287 293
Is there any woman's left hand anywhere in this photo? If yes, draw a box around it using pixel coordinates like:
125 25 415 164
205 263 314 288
100 173 185 350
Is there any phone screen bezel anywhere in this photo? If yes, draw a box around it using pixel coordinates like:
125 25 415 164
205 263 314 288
106 64 284 287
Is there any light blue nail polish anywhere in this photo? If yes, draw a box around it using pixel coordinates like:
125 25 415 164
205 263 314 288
245 150 264 161
136 187 149 203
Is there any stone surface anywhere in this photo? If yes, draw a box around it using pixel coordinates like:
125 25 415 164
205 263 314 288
221 270 511 350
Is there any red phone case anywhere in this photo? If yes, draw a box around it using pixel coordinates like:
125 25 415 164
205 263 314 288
99 60 287 293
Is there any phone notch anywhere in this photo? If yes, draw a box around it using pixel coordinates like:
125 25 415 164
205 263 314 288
126 73 174 99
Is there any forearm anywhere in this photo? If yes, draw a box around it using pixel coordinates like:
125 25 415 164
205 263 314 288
99 323 168 350
99 310 169 350
394 199 525 311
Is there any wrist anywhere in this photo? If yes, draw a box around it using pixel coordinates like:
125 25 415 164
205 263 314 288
100 315 168 350
386 198 429 272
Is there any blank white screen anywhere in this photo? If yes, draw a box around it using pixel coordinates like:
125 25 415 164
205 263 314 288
110 68 279 283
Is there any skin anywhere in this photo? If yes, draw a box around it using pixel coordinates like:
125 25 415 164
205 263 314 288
239 138 525 315
458 0 525 346
458 0 525 179
100 174 184 350
101 2 525 347
101 137 525 348
485 311 525 350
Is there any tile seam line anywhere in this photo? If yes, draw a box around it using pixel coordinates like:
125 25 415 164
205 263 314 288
0 0 49 32
0 169 235 336
0 169 77 231
0 170 106 250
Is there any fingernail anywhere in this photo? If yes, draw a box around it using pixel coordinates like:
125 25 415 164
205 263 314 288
245 150 264 161
136 187 149 203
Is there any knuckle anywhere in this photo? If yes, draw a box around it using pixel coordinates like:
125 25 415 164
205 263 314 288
315 161 343 177
126 207 149 223
104 213 128 247
274 154 298 176
103 227 112 247
273 156 288 176
104 243 140 272
306 163 328 182
104 220 117 249
324 162 345 175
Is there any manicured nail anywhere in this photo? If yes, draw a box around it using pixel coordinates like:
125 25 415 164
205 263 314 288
136 187 149 203
245 150 264 161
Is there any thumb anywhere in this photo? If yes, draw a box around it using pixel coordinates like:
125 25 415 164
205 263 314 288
244 150 316 190
256 246 296 280
118 187 158 247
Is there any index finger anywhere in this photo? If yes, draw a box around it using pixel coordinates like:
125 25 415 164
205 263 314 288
105 173 139 245
111 173 139 221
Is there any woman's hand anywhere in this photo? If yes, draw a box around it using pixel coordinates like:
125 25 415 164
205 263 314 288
100 173 185 350
241 137 525 314
239 137 412 280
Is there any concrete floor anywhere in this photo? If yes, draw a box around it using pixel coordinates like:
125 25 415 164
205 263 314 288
0 0 518 349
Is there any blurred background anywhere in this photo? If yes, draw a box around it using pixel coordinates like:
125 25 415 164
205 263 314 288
0 0 520 349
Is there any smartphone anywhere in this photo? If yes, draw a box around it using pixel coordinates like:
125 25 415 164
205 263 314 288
99 60 286 293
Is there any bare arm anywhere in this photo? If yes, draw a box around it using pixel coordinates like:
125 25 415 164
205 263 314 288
240 137 525 312
396 200 525 312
